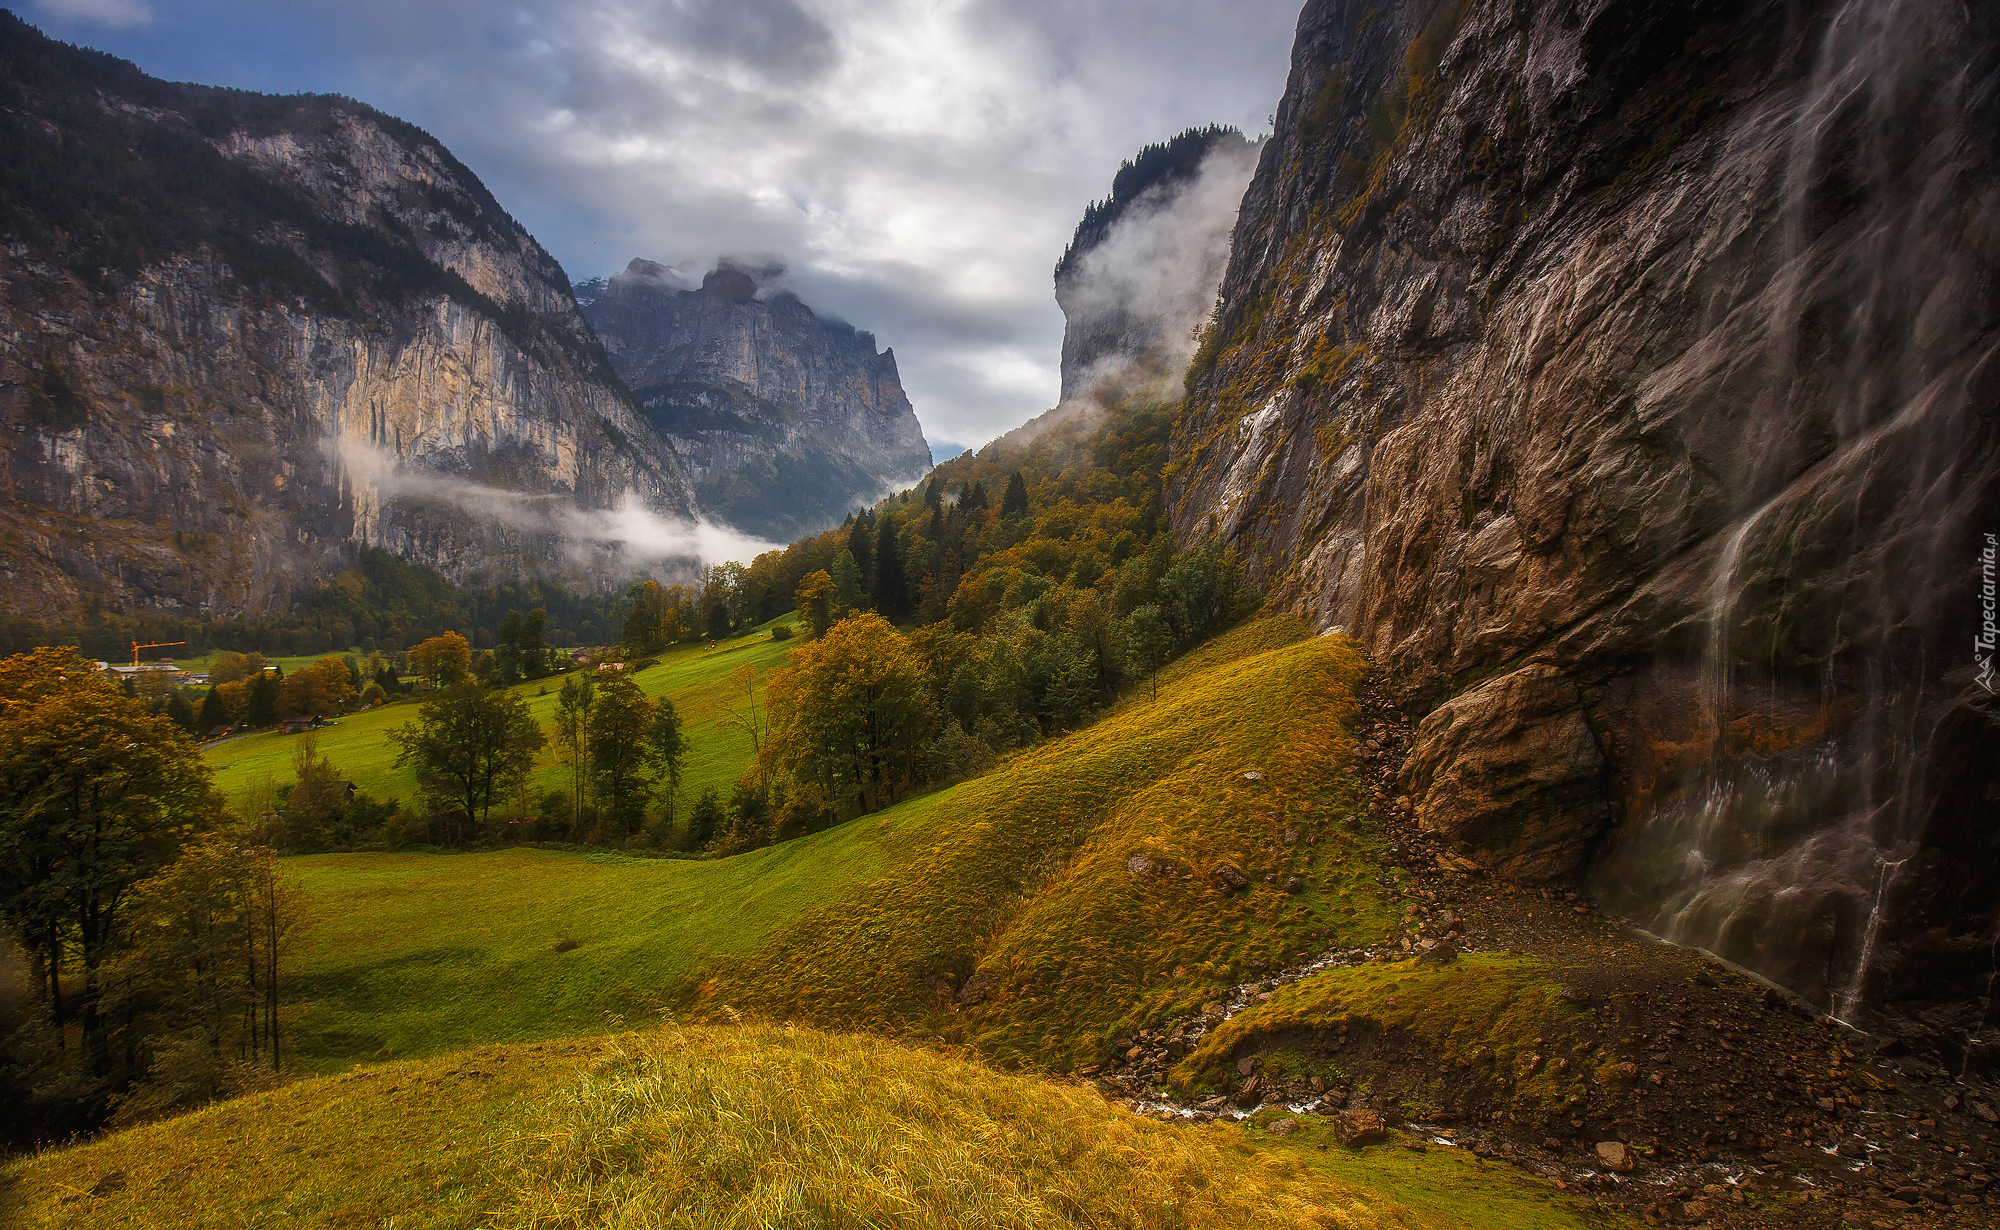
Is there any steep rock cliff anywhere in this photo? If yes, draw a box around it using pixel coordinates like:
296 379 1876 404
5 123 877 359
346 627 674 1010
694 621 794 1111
1054 126 1257 406
579 260 931 541
1170 0 2000 1036
0 15 693 617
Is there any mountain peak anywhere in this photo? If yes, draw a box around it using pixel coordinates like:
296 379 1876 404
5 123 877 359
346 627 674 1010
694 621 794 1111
582 262 932 539
700 265 758 301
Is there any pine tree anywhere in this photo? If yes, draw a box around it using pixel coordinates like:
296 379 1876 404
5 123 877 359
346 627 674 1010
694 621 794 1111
197 685 226 732
846 515 874 588
1001 471 1029 519
873 516 907 618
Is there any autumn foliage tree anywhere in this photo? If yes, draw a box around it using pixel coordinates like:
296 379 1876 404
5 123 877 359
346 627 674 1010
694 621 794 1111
278 655 354 718
762 613 932 815
407 631 472 689
0 648 224 1090
795 569 836 640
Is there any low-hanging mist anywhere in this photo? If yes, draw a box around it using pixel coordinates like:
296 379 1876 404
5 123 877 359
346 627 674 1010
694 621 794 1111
1055 135 1264 408
336 440 779 578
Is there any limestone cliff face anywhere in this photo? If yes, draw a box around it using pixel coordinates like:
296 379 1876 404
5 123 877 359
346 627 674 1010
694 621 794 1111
579 261 931 541
0 15 693 617
1171 0 2000 1034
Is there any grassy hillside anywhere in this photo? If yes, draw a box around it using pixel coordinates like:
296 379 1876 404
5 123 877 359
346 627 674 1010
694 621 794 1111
0 1024 1617 1230
281 618 1404 1077
204 623 795 813
701 618 1400 1068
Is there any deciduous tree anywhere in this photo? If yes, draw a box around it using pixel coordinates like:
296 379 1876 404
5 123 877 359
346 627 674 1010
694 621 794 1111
553 672 595 839
0 648 222 1058
643 697 687 844
279 656 354 719
1126 605 1173 697
795 570 836 640
623 581 669 655
408 632 472 690
588 677 653 840
389 683 544 844
762 613 932 815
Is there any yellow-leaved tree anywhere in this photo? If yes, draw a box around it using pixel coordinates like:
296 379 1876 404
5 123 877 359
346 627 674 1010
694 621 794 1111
761 613 932 816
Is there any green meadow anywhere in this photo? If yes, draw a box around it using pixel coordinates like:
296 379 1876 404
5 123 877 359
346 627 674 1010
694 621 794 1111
202 621 797 814
280 619 1401 1076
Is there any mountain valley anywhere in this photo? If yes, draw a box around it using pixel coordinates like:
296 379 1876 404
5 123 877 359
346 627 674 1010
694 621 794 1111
0 1 1996 1228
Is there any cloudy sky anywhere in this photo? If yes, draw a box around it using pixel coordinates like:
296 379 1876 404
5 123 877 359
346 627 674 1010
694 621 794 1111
27 0 1302 454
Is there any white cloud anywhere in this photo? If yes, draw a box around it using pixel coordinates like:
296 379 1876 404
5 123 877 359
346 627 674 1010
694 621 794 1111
34 0 151 28
1061 138 1265 401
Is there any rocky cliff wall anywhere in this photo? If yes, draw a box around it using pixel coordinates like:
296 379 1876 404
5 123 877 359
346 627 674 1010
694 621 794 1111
580 260 931 541
1170 0 2000 1040
0 15 693 617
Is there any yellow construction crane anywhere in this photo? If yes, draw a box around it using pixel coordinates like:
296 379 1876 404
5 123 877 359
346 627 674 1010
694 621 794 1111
130 640 186 668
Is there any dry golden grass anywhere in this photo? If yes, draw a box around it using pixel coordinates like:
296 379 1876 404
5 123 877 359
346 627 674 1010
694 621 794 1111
697 619 1403 1070
507 1024 1400 1229
1 1024 1621 1230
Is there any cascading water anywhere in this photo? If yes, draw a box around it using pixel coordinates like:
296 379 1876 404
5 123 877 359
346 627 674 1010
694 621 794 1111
1592 0 2000 1030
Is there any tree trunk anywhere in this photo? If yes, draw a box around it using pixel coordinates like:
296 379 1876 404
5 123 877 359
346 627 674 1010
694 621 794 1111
43 920 65 1037
265 877 280 1074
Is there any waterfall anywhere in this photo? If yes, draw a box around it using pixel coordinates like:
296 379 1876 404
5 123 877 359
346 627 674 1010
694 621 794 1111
1591 0 1999 1027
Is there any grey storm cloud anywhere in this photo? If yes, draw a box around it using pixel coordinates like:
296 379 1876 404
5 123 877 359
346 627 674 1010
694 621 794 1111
33 0 1304 450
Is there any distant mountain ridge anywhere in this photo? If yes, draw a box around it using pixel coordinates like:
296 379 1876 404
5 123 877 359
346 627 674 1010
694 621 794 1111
0 12 694 617
579 259 932 541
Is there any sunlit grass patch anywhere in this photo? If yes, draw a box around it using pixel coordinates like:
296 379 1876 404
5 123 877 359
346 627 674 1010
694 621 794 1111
1174 955 1597 1115
277 618 1392 1076
700 618 1401 1068
204 621 795 814
2 1024 1622 1229
508 1023 1397 1229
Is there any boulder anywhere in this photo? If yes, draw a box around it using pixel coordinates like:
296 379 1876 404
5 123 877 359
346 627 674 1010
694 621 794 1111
1210 864 1251 894
1397 666 1611 884
1336 1108 1388 1146
1594 1141 1636 1172
1265 1116 1300 1136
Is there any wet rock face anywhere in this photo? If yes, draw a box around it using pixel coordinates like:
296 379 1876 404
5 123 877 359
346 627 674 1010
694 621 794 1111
0 17 693 616
580 259 932 541
1397 665 1610 884
1170 0 2000 1026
